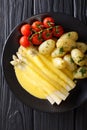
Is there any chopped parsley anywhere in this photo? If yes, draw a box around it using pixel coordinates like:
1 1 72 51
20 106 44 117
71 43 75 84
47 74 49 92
68 33 71 37
46 46 48 48
70 57 74 63
59 47 64 54
46 42 50 45
79 67 87 76
78 57 84 63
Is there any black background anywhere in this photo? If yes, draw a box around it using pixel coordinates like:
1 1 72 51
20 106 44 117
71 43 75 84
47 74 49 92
0 0 87 130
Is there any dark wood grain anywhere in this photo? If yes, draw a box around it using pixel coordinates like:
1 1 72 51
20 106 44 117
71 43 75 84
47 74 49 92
75 102 87 130
0 0 4 129
0 0 87 130
73 0 87 24
33 110 74 130
1 0 33 130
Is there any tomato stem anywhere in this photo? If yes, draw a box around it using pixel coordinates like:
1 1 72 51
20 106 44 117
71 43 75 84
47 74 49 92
29 26 53 40
29 25 63 42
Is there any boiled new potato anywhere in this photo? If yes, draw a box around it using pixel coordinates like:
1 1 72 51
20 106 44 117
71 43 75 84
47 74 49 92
73 66 87 79
52 57 66 69
38 39 55 55
51 47 66 58
59 31 78 41
63 54 77 71
76 42 87 53
56 38 76 52
71 49 85 66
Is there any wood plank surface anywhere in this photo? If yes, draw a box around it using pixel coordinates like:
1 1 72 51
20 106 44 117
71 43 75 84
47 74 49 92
0 0 87 130
75 102 87 130
33 110 74 130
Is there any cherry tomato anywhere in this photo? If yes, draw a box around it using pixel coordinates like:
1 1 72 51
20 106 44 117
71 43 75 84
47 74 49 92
42 29 53 40
43 17 55 28
19 36 31 47
31 21 44 32
21 24 32 36
31 33 43 45
52 25 64 37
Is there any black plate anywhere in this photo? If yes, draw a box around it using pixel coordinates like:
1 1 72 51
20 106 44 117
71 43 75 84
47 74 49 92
2 12 87 112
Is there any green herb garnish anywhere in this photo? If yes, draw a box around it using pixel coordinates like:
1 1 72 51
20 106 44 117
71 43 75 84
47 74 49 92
59 47 64 54
70 57 74 63
78 57 85 63
68 33 71 37
79 67 87 76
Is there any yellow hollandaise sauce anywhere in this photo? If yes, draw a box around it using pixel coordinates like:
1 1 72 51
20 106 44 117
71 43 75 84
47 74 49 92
14 66 46 99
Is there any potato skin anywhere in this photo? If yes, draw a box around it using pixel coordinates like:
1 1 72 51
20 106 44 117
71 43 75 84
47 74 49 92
63 54 77 71
51 47 66 58
59 31 78 41
56 38 76 52
71 49 85 66
38 39 55 55
76 42 87 53
52 57 66 69
73 66 87 79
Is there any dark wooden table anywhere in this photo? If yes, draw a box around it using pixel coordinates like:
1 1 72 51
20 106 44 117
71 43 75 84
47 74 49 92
0 0 87 130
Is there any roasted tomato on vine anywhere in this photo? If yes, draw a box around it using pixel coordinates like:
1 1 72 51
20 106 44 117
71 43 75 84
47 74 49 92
31 33 43 45
20 24 32 36
52 25 64 37
42 29 53 40
19 36 31 47
43 17 55 28
31 21 44 32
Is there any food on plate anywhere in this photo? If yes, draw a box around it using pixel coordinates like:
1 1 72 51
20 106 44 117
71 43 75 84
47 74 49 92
19 16 64 47
76 42 87 53
11 46 75 105
61 69 74 80
15 63 46 99
38 39 56 55
71 48 86 66
56 38 76 52
52 57 66 69
20 24 32 36
52 25 64 37
59 31 78 41
31 21 44 32
51 47 66 58
63 54 77 71
10 16 87 106
42 29 53 40
31 33 43 45
19 36 31 47
43 17 55 28
74 66 87 79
